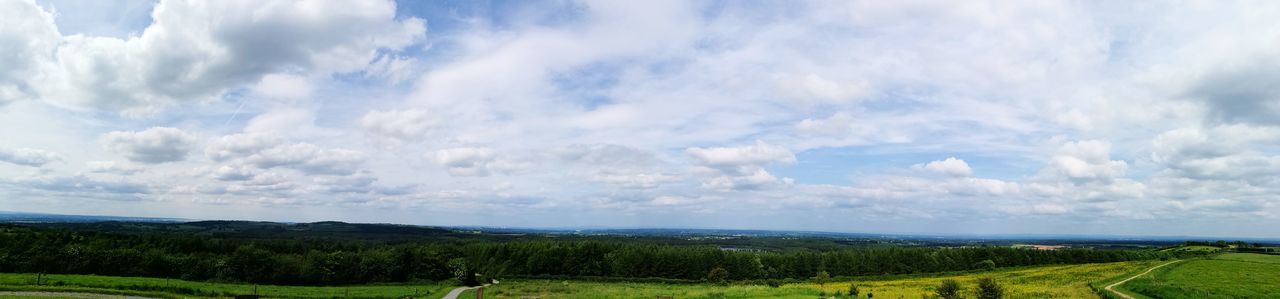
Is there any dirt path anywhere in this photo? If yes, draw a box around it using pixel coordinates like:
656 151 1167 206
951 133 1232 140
0 291 157 299
1104 260 1182 299
442 284 498 299
440 285 481 299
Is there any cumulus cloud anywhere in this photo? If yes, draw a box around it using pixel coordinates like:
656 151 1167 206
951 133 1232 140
687 141 796 174
359 109 435 142
0 175 149 201
5 0 424 113
1045 140 1127 183
251 74 314 101
101 127 197 164
205 133 366 176
687 141 795 191
0 0 59 104
1151 125 1280 180
432 147 526 177
212 164 258 181
85 161 143 175
247 143 366 176
591 172 678 190
206 133 282 162
914 157 972 177
0 147 62 167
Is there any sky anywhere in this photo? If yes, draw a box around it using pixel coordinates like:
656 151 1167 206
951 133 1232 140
1 0 1279 238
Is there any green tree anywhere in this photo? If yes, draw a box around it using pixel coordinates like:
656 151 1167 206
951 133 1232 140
976 277 1003 299
448 258 478 286
936 279 962 299
815 270 831 287
707 266 729 284
848 283 860 298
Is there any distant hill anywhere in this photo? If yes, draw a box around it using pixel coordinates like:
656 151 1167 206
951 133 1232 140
0 211 186 223
9 220 458 241
0 211 459 241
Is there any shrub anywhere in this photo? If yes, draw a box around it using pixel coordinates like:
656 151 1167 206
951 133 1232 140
815 270 831 286
975 260 997 271
936 279 962 299
976 277 1003 299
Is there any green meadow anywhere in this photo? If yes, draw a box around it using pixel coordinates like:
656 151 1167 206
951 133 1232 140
459 260 1160 299
1123 253 1280 298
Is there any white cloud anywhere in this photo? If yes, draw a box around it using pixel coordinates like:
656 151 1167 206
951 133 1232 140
686 141 796 191
777 73 870 104
686 141 796 173
795 112 859 136
85 161 143 175
999 203 1070 215
914 157 972 177
244 109 318 134
0 147 62 167
364 54 418 84
0 175 149 201
246 143 366 176
100 127 197 164
205 132 366 176
359 109 435 142
0 0 59 104
251 74 314 101
1045 140 1127 182
212 164 258 181
8 0 424 114
590 172 678 189
432 147 526 177
206 133 282 162
702 168 792 191
1151 125 1280 181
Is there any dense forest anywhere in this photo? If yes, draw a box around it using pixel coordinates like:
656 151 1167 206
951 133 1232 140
0 222 1180 286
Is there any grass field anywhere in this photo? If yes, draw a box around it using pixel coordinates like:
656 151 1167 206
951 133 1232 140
1123 253 1280 299
0 273 452 299
459 261 1161 299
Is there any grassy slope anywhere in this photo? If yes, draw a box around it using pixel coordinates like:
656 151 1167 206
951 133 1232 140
1159 245 1221 254
0 273 451 299
1125 253 1280 299
464 261 1158 299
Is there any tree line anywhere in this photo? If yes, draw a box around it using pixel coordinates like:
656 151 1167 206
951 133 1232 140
0 226 1176 286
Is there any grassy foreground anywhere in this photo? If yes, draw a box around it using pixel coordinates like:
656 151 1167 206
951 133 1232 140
460 260 1160 299
0 273 452 299
1124 253 1280 298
